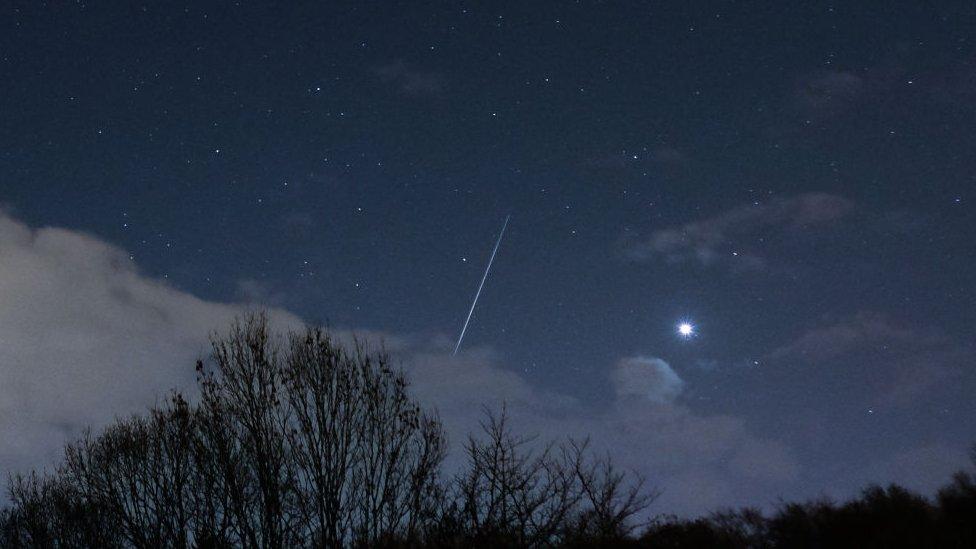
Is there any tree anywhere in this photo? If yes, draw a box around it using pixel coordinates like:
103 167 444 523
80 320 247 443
437 407 653 547
277 325 446 545
1 313 656 547
2 313 449 547
190 313 448 547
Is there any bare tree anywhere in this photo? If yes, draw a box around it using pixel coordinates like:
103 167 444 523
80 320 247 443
1 313 657 547
281 327 446 546
567 439 656 542
190 313 447 547
193 313 297 547
57 394 196 548
443 407 653 547
5 466 118 547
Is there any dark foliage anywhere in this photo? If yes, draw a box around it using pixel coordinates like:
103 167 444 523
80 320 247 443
636 465 976 549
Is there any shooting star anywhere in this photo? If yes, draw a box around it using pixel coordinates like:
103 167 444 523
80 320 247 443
453 214 510 355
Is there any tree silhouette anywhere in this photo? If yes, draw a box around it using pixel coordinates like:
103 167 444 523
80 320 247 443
2 314 449 547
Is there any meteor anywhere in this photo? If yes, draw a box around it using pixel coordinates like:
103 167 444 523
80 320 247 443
453 214 510 355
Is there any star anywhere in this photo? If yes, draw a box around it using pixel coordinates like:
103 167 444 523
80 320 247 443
677 322 695 338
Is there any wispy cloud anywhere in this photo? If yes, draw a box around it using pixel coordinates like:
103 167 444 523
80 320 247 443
625 193 853 271
374 61 445 96
768 311 944 362
767 311 964 407
793 70 868 119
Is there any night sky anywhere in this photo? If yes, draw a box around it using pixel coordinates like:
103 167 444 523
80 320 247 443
1 1 974 515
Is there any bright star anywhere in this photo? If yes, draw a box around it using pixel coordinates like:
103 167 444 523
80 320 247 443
677 322 695 337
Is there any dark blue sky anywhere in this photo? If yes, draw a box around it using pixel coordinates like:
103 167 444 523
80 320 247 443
1 1 974 512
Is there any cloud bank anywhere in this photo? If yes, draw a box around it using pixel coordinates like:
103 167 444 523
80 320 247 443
0 213 303 476
0 212 795 516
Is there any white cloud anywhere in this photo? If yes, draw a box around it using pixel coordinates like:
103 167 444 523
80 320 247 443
612 356 684 404
0 213 300 475
0 212 797 517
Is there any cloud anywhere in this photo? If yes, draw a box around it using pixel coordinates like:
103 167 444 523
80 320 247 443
612 356 684 404
768 311 944 362
236 278 278 304
0 212 796 517
403 348 797 515
0 212 302 476
375 61 445 96
625 192 853 270
776 62 976 136
793 70 867 119
767 311 964 408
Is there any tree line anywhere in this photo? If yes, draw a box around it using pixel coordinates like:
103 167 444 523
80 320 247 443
1 313 974 547
0 314 650 547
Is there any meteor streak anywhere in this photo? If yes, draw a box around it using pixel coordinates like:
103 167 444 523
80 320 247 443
453 214 510 355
